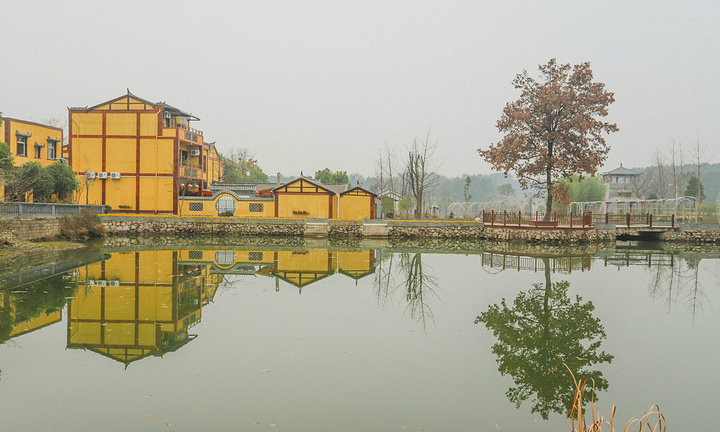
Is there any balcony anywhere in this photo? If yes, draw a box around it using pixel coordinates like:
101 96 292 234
180 163 203 179
164 120 204 144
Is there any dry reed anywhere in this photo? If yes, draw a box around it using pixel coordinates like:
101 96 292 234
557 364 666 432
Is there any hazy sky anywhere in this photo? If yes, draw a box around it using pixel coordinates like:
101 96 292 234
1 1 718 179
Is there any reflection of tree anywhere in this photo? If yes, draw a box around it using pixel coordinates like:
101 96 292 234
647 254 710 321
373 251 439 327
475 261 613 419
400 253 439 327
373 251 396 306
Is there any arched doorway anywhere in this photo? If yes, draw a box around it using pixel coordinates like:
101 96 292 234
216 195 236 217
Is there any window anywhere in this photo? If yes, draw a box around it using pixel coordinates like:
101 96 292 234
16 133 29 156
189 202 204 212
34 144 42 159
249 203 263 213
47 139 58 160
203 156 207 172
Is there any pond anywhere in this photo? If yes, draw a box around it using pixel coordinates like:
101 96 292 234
1 240 718 431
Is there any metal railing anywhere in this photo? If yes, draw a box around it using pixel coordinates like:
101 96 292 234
0 202 106 217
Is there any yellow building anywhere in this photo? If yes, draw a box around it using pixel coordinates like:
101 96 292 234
178 179 377 219
68 91 222 214
67 250 221 365
0 117 65 199
263 177 377 219
1 117 64 167
339 187 377 220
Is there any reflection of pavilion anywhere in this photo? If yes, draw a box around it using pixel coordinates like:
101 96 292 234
67 251 221 366
179 248 376 292
481 250 592 274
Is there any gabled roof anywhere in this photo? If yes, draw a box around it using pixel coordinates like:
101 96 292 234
605 166 642 176
340 186 377 197
71 90 200 120
273 177 342 194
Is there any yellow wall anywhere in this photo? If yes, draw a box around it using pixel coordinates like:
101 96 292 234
180 194 275 217
339 194 374 220
207 147 222 183
276 194 332 218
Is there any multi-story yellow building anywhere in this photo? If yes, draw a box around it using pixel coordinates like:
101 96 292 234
68 91 222 213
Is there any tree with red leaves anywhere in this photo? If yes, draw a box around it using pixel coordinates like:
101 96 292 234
479 59 618 219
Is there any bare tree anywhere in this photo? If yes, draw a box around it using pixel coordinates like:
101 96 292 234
650 151 670 199
689 134 715 198
669 140 684 199
375 143 397 195
629 170 654 199
405 131 441 219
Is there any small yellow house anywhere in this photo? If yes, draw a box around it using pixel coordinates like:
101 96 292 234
0 117 64 199
273 177 343 218
339 187 377 220
68 91 222 214
1 117 64 167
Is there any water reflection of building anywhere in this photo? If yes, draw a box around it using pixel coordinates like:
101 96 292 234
1 290 62 340
179 248 376 292
67 251 222 366
65 248 375 365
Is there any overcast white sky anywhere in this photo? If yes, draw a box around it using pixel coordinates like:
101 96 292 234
1 1 718 179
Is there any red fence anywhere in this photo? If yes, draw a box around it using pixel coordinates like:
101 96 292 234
591 212 675 228
481 210 593 228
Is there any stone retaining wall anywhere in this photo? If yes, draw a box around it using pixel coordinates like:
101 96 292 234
483 226 616 244
327 219 363 238
102 215 305 237
662 225 720 244
0 217 62 244
99 215 720 245
387 220 485 239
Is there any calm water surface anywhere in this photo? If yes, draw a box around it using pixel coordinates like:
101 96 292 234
1 241 718 431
